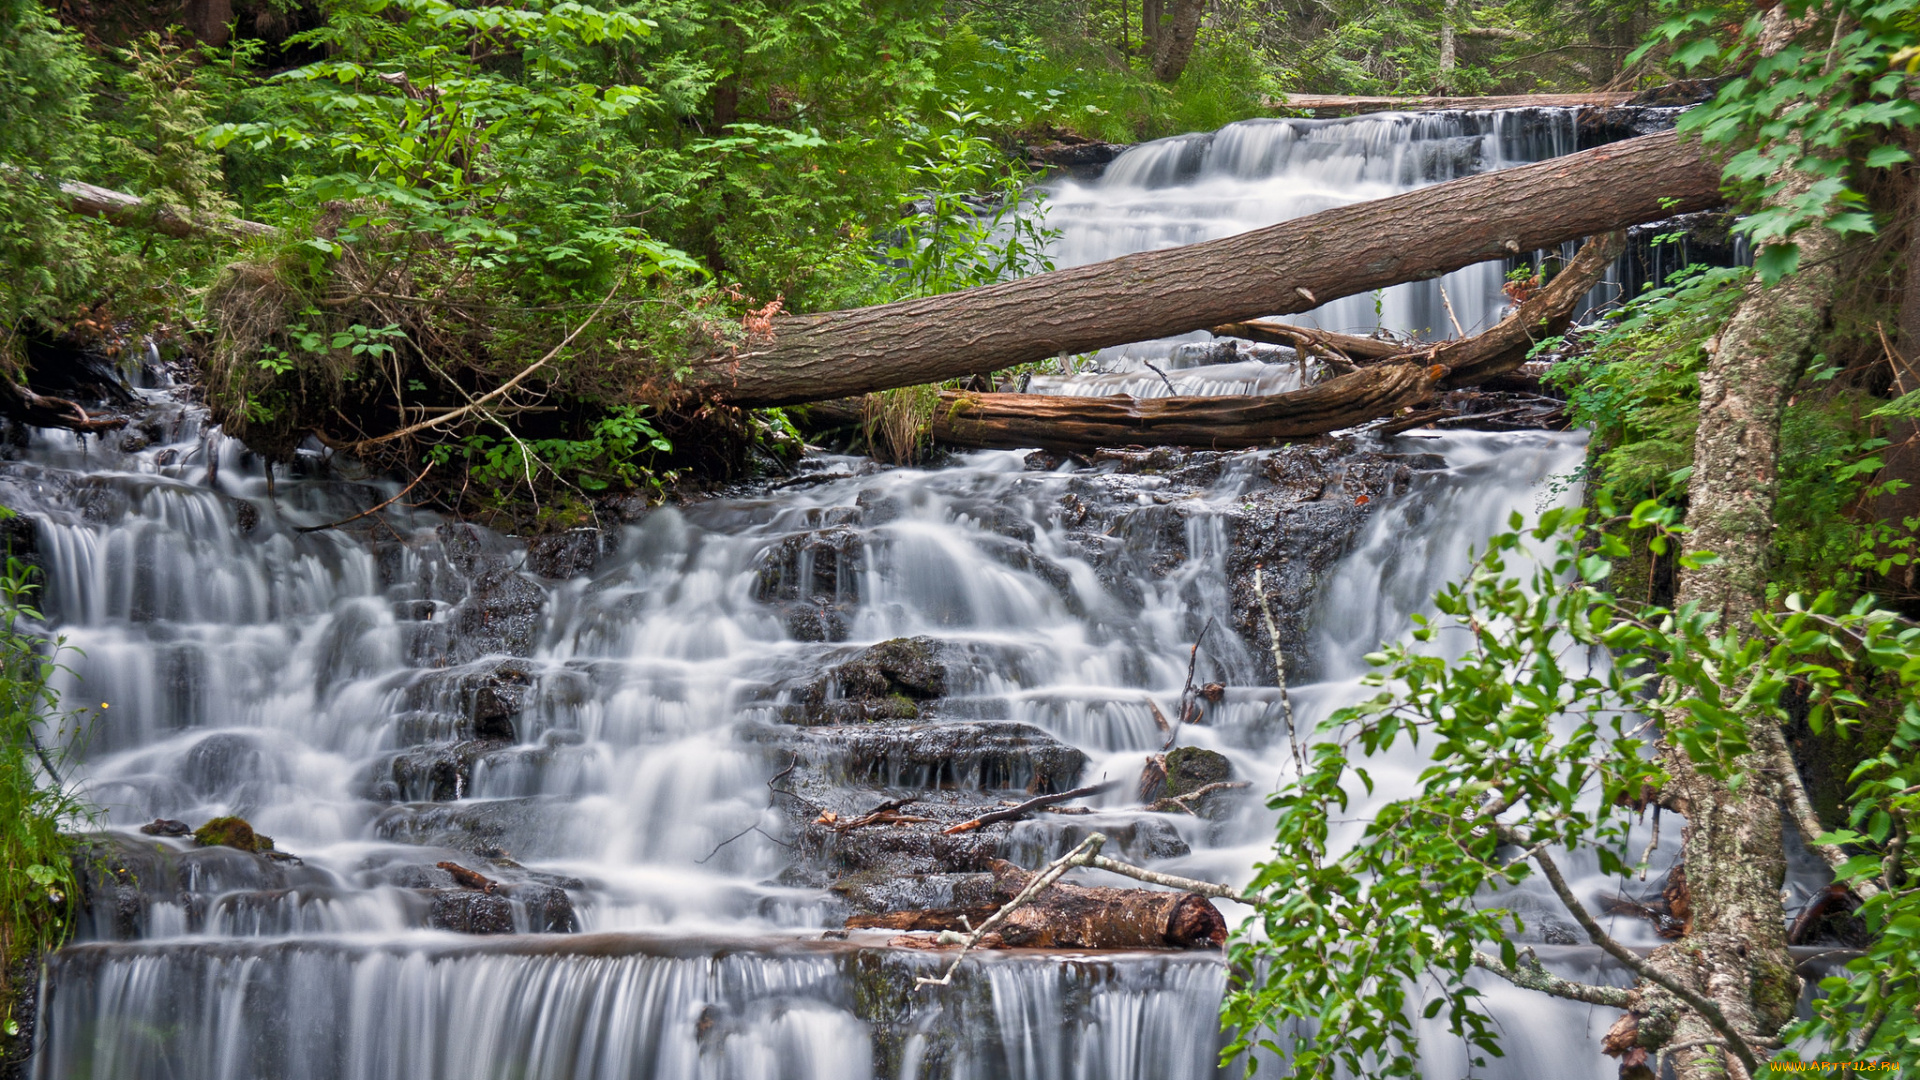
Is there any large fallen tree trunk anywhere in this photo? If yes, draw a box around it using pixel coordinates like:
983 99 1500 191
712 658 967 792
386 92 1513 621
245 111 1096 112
846 858 1227 949
1267 91 1635 114
679 130 1718 407
927 230 1622 451
55 177 277 240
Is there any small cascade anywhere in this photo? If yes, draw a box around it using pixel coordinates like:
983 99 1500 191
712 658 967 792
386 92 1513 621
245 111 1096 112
13 108 1760 1080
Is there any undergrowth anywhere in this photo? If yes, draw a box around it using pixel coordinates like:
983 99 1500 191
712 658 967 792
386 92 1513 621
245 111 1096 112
0 523 89 1029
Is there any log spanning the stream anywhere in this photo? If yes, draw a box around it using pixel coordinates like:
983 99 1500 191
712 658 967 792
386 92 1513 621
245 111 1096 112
680 129 1720 407
1269 91 1636 114
924 229 1624 451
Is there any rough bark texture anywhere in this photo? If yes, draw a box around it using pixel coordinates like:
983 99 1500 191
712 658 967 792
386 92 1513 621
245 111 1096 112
1272 91 1634 113
678 130 1720 408
918 231 1617 452
1148 0 1206 82
1641 137 1844 1080
846 860 1226 949
930 362 1441 451
1211 320 1406 361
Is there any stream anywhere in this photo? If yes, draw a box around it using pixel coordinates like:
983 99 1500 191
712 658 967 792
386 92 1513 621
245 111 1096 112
13 107 1758 1079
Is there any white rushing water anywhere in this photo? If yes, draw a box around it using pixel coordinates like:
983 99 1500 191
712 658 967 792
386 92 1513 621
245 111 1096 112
17 110 1723 1079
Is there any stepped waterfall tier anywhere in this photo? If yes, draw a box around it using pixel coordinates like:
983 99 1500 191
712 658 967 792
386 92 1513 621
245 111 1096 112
14 108 1772 1080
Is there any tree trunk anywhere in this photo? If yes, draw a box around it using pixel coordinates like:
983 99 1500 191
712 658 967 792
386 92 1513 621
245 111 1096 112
924 230 1621 452
844 859 1227 949
931 362 1441 451
677 130 1720 408
1862 127 1920 601
1437 0 1458 92
183 0 233 46
1638 98 1844 1080
1142 0 1163 54
1148 0 1206 81
1272 91 1633 113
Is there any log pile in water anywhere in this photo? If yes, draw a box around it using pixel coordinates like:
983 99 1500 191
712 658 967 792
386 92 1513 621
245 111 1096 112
845 858 1227 950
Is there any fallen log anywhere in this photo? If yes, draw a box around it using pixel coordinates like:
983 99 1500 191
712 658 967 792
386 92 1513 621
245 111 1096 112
930 361 1442 451
55 177 277 241
849 857 1226 950
1269 92 1635 114
679 130 1718 407
923 230 1619 452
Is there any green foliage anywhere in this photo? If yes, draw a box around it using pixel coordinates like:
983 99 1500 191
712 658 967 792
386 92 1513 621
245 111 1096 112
1636 0 1920 282
1546 264 1746 504
1221 502 1920 1076
432 404 674 494
1789 653 1920 1068
0 526 90 995
881 108 1057 299
0 0 106 344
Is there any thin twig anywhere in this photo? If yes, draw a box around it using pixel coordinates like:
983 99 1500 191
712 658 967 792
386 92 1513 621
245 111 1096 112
1252 564 1303 778
1438 282 1467 338
1146 779 1252 814
343 278 622 453
1165 619 1214 751
696 754 801 863
295 461 435 533
1510 830 1762 1076
942 780 1117 834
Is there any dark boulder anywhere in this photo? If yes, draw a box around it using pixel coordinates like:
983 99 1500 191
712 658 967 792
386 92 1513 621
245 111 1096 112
193 816 273 853
790 637 948 724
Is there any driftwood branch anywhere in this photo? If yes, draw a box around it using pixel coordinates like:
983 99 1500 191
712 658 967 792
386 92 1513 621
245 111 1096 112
1 382 129 433
51 175 277 240
1146 779 1251 813
915 834 1106 987
941 781 1118 834
1509 829 1762 1076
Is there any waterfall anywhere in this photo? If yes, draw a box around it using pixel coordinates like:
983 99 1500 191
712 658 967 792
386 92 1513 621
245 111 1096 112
16 110 1737 1080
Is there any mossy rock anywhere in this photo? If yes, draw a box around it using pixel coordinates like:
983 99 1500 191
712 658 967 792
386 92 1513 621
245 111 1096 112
1162 746 1231 798
193 816 274 853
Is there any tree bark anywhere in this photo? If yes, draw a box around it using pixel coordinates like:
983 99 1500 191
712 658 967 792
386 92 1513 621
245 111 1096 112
923 230 1621 452
845 859 1227 949
677 130 1720 408
1270 91 1633 113
931 362 1441 451
1437 0 1458 92
1148 0 1206 81
1635 55 1844 1075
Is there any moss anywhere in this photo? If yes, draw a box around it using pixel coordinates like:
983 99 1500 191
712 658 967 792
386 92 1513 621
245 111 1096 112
1750 954 1801 1033
192 816 273 853
1163 746 1232 798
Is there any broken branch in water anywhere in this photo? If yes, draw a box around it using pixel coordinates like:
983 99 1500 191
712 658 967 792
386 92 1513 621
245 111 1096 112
297 461 435 533
1146 780 1252 814
941 780 1118 835
1165 618 1215 751
1252 564 1304 778
915 834 1107 988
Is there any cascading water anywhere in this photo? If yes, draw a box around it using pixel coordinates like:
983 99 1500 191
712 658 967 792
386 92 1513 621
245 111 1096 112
19 110 1733 1080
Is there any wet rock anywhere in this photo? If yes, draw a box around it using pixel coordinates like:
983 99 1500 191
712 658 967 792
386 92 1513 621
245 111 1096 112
376 739 510 802
428 889 516 934
69 833 333 940
774 721 1086 794
790 637 948 724
395 660 531 745
1002 814 1191 865
193 816 273 853
832 871 994 915
524 527 612 579
138 819 191 837
450 568 545 660
754 526 862 641
1228 441 1445 683
371 796 574 856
